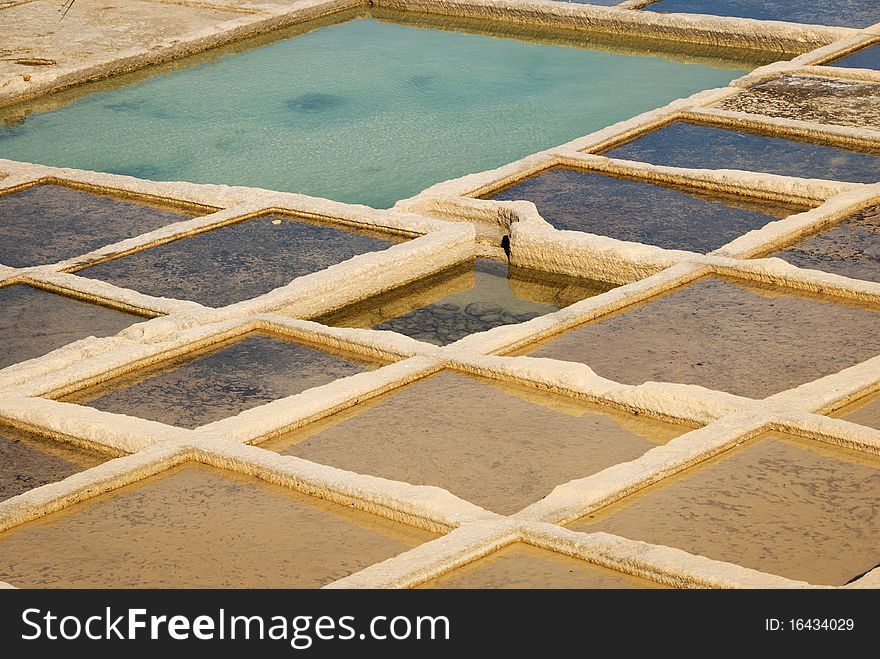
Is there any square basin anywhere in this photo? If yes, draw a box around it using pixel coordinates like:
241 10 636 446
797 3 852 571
830 391 880 432
0 14 754 208
0 463 436 588
600 121 880 183
0 422 107 502
0 183 202 268
60 331 382 429
76 214 400 307
312 259 613 346
0 283 146 370
262 370 686 515
827 43 880 70
716 74 880 129
768 203 879 283
420 543 663 589
487 167 805 252
571 432 880 586
514 276 880 399
642 0 880 28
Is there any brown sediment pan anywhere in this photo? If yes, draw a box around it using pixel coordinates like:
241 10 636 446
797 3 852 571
571 432 880 586
769 203 879 284
716 74 880 129
0 183 202 268
832 391 880 432
513 276 880 399
263 370 685 515
0 463 436 588
0 422 107 503
60 331 383 429
0 283 146 370
420 542 664 589
77 213 402 307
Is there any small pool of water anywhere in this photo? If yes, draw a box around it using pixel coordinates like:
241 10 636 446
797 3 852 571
263 370 684 515
643 0 880 28
0 17 749 208
514 276 880 399
0 463 435 587
572 432 880 585
828 43 880 70
831 391 880 431
601 121 880 183
60 331 382 429
769 203 879 283
488 167 805 251
420 543 663 589
77 214 399 307
0 184 202 268
0 423 107 502
312 259 612 345
0 284 145 369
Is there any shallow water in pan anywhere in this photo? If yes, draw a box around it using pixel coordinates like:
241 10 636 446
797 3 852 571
0 284 145 369
601 121 880 183
264 370 686 515
60 332 382 429
828 43 880 70
769 203 879 283
421 543 664 589
644 0 880 28
0 422 107 502
831 391 880 432
489 167 806 252
573 432 880 586
515 276 880 399
0 464 435 587
77 214 399 307
313 259 613 345
0 184 200 267
0 18 747 208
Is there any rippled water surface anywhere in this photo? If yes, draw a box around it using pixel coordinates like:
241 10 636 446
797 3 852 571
645 0 880 28
0 19 746 207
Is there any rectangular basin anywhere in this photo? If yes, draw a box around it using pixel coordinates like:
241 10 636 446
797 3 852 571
831 391 880 431
0 423 107 502
600 121 880 183
827 43 880 70
263 370 686 515
0 283 145 370
0 183 202 268
514 276 880 399
312 259 613 346
0 13 756 208
571 432 880 585
60 331 382 429
0 463 435 588
769 203 879 283
77 214 400 307
420 543 663 589
487 167 806 252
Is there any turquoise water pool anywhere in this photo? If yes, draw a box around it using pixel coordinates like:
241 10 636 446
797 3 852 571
0 18 747 208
